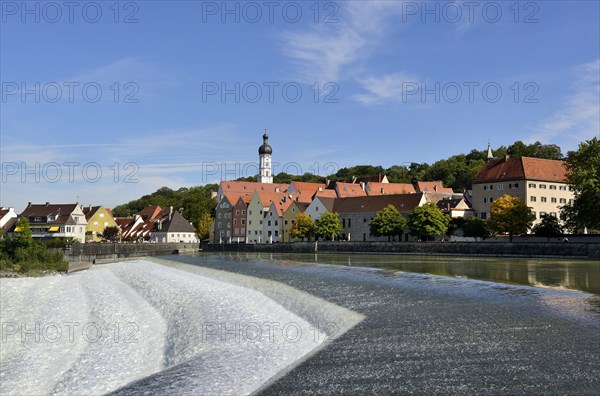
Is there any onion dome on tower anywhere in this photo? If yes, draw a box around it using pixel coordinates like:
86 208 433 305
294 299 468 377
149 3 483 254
258 131 272 155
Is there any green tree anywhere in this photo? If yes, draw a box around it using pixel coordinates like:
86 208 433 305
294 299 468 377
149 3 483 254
314 212 342 241
489 195 535 242
197 212 213 241
407 203 451 241
13 217 33 249
532 215 564 242
369 204 406 241
290 213 315 241
101 226 120 242
560 137 600 232
461 217 490 241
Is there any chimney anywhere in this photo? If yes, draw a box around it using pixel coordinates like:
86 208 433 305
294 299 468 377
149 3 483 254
326 179 330 187
275 187 280 193
89 204 92 211
27 202 32 207
318 187 323 192
381 188 385 194
45 202 50 206
434 185 438 192
352 176 357 184
169 206 173 220
504 154 510 161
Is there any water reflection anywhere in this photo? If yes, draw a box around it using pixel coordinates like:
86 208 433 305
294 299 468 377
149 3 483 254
207 252 600 296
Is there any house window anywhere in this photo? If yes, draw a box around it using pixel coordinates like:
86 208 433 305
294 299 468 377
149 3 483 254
348 219 351 228
275 231 279 236
218 213 222 219
99 213 104 218
275 220 278 226
540 211 547 218
530 196 537 202
292 208 295 212
269 212 273 217
104 222 108 227
34 217 41 222
233 219 237 225
549 185 557 190
497 185 504 190
284 220 288 225
509 183 519 189
528 183 536 188
241 219 245 225
260 220 263 225
268 221 271 226
541 197 547 203
249 210 252 215
363 218 367 223
559 186 567 191
560 198 567 204
218 222 222 228
226 223 230 228
94 222 98 226
242 210 246 215
315 207 319 211
342 219 346 228
248 220 252 225
235 228 239 234
532 211 537 218
551 197 557 203
484 197 493 204
550 212 557 217
236 210 240 215
241 228 245 234
539 184 547 189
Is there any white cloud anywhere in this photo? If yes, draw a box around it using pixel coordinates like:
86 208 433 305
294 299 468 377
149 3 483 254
528 59 600 149
352 72 420 105
282 1 404 83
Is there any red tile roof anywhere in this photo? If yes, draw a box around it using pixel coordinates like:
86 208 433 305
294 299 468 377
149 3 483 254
475 156 568 183
416 181 454 193
138 206 163 221
220 181 288 194
367 182 416 195
335 182 367 198
314 189 337 198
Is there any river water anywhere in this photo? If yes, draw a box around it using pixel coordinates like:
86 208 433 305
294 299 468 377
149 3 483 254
1 253 598 395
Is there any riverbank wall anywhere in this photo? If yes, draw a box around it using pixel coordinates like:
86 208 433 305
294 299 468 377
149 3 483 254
203 241 600 260
65 243 199 272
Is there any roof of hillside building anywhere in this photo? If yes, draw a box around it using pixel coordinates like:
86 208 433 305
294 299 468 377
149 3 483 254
333 194 424 214
314 197 337 212
290 181 327 203
138 206 163 221
436 197 470 211
416 181 454 193
82 206 104 221
19 203 84 227
157 211 196 233
367 182 416 195
255 191 288 208
220 181 288 194
335 182 367 198
314 189 337 198
474 156 568 183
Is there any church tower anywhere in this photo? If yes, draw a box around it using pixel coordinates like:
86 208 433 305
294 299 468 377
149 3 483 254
258 130 273 183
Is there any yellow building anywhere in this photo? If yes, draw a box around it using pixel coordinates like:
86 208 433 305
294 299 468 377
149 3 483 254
472 155 573 226
83 206 118 242
281 201 309 242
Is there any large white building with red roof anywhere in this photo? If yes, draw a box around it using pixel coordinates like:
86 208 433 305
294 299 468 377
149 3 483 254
472 154 573 225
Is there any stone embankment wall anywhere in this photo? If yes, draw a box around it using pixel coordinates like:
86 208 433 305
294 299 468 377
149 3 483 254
65 243 199 272
204 241 600 260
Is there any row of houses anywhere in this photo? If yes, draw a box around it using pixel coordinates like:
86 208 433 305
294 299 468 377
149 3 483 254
0 203 198 244
212 178 468 243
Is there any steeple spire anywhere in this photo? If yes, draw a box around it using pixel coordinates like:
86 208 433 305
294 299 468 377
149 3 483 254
486 141 494 163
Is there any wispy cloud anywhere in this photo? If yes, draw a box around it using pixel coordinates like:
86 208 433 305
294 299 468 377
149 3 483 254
528 59 600 148
352 72 420 105
281 1 404 83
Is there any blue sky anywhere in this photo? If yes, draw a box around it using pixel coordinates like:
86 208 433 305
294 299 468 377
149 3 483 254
1 0 599 211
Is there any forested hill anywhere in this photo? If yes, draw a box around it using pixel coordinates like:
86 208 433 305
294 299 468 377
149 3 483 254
112 140 563 226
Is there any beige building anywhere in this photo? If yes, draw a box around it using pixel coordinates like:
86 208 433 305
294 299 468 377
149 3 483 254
472 155 573 226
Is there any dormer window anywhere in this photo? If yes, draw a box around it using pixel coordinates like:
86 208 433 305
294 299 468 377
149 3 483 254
34 217 41 222
48 215 56 221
